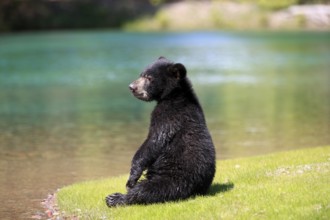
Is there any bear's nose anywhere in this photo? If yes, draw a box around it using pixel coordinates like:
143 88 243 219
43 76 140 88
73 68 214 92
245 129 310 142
129 83 136 92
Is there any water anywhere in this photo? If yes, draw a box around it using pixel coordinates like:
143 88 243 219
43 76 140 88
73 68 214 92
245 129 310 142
0 31 329 218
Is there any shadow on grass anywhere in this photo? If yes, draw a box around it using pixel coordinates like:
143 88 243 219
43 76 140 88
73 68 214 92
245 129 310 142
207 182 234 196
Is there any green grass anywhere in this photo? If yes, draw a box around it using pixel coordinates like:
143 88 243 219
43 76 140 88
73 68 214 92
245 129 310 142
57 146 330 219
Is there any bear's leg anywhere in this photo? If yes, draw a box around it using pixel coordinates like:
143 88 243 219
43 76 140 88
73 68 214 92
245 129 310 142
105 193 126 207
125 178 189 205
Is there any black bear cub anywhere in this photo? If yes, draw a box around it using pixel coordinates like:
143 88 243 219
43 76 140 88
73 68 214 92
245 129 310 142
106 57 216 207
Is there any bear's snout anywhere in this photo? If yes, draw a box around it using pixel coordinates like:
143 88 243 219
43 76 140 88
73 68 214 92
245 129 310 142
129 83 136 92
129 79 149 101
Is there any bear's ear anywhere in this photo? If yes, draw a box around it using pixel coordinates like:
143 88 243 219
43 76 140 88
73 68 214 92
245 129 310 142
169 63 186 79
158 56 166 60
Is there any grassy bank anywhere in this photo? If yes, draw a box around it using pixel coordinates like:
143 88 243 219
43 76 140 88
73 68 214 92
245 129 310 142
55 146 330 219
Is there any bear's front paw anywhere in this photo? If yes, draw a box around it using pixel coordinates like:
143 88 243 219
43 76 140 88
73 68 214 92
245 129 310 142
126 179 137 191
105 193 125 207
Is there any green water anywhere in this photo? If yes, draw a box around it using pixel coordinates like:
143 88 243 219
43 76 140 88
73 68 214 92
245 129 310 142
0 31 329 218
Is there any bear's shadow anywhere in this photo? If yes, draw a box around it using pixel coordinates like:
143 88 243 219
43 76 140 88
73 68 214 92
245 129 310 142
206 182 234 196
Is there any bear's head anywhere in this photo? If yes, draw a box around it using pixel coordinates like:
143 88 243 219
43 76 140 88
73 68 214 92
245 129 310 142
129 57 187 102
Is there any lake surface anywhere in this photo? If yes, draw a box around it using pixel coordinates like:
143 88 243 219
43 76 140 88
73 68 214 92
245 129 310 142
0 31 329 219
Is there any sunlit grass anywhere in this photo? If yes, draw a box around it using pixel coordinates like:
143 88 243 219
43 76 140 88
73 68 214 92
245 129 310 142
57 146 330 219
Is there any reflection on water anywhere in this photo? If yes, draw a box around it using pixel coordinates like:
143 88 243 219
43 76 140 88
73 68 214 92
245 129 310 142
0 31 329 218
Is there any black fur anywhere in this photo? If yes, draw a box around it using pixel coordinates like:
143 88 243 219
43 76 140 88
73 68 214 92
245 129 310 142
106 57 216 207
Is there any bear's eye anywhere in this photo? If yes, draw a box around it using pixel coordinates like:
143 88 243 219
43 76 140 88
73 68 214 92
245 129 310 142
144 76 152 81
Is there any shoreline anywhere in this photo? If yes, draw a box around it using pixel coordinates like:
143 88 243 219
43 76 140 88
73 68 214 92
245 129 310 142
32 192 60 220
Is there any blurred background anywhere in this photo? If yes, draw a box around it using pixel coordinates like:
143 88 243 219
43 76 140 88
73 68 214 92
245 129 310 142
1 0 330 31
0 0 329 219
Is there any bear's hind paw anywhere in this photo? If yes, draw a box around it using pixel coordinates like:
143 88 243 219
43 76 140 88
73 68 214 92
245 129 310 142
105 193 125 207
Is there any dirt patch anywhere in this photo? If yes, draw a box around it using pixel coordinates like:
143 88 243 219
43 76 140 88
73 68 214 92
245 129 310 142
31 191 68 220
